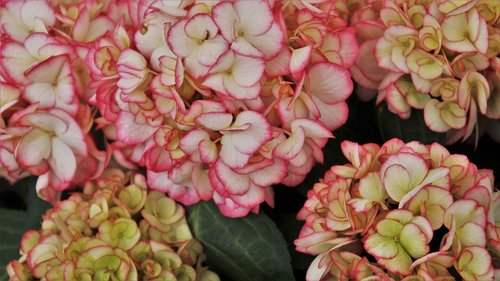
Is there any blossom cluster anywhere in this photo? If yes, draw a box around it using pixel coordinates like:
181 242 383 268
7 169 219 281
349 0 499 143
0 0 357 217
295 139 498 280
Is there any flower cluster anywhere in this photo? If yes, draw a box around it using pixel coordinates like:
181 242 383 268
295 139 498 280
0 0 356 216
348 0 499 143
0 0 115 202
7 169 219 281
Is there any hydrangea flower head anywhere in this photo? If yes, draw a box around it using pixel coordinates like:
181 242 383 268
296 139 497 280
7 169 219 281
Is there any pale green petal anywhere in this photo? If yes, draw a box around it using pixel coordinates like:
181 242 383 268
378 246 413 275
399 223 429 258
386 209 414 224
376 219 404 237
456 222 486 247
365 233 399 259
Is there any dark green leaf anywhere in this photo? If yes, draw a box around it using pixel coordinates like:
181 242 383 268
376 103 446 144
0 270 7 281
187 201 295 281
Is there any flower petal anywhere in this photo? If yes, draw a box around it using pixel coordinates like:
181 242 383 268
49 137 76 183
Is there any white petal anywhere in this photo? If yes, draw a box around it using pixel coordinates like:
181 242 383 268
16 129 51 167
49 137 76 182
234 0 273 36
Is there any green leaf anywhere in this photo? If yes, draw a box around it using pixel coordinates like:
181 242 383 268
376 103 446 144
0 270 7 281
0 178 51 279
186 201 295 281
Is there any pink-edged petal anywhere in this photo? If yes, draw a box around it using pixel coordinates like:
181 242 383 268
274 127 305 160
232 54 265 87
386 209 415 225
234 0 273 36
231 37 264 58
457 222 487 247
313 99 349 131
192 168 213 200
308 62 353 104
222 75 261 100
399 223 430 258
146 170 169 192
184 13 218 40
18 111 66 134
359 172 387 202
116 112 158 145
347 198 375 213
199 139 218 164
290 46 312 78
321 28 359 68
24 55 68 83
463 186 491 212
424 99 452 132
385 152 429 187
248 158 287 187
445 199 487 237
116 49 148 93
179 129 211 154
0 41 35 84
244 22 284 59
196 35 229 66
4 1 55 42
410 216 434 242
208 49 236 74
230 184 265 208
378 249 412 276
213 193 251 218
24 55 77 114
215 160 251 195
376 218 404 237
383 164 411 202
306 253 330 281
265 47 291 77
16 129 51 167
49 109 86 155
220 111 271 168
147 170 201 205
49 137 76 183
201 73 226 93
456 246 493 279
168 19 198 57
212 2 238 43
399 167 450 208
291 119 333 139
195 112 233 131
364 233 399 259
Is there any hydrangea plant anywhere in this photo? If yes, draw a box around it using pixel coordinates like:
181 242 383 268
1 1 498 280
0 0 357 217
347 0 499 143
6 168 219 281
295 138 498 280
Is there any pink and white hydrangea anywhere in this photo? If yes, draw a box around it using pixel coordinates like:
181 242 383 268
296 139 497 280
347 0 499 144
0 0 356 217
